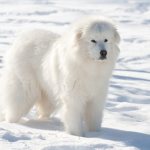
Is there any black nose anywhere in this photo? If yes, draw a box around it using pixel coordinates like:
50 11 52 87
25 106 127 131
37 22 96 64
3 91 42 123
100 50 107 57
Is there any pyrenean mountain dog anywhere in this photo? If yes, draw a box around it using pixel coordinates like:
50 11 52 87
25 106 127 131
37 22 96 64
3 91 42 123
0 17 120 136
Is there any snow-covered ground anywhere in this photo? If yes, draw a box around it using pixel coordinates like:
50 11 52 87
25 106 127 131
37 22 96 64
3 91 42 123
0 0 150 150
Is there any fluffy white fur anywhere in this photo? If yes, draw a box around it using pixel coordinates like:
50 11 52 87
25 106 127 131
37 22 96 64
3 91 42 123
0 17 120 136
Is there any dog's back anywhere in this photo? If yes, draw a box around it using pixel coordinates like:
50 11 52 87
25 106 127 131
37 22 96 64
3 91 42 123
7 29 59 67
3 29 60 83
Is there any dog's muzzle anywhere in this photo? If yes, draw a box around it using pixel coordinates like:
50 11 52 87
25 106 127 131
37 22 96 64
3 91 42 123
100 50 107 60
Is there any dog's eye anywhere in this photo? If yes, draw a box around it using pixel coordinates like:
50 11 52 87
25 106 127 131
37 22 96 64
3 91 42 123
104 39 108 42
91 39 97 43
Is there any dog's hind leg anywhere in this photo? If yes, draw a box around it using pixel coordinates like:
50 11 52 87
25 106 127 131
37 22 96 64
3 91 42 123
1 73 39 123
36 92 55 120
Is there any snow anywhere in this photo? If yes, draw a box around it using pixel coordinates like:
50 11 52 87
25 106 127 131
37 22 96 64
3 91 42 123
0 0 150 150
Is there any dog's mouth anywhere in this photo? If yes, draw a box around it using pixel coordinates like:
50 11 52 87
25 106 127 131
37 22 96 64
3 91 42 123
99 56 107 60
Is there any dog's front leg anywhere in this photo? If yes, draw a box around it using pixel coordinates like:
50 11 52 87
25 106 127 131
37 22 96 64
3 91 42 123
62 96 85 136
85 100 104 132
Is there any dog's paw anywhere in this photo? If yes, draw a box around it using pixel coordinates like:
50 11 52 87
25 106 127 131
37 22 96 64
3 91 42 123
38 115 49 121
66 127 85 137
5 115 20 123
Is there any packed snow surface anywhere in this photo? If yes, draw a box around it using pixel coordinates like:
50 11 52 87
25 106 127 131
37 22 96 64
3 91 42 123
0 0 150 150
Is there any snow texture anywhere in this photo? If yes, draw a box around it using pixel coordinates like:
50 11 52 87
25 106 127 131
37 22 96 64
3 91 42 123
0 0 150 150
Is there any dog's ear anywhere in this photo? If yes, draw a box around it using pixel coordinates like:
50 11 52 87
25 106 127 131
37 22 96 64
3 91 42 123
74 28 83 42
114 29 120 44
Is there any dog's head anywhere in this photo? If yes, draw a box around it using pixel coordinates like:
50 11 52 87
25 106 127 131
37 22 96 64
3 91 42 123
72 17 120 62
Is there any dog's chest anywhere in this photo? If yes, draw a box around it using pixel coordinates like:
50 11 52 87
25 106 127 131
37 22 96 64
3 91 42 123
74 70 109 99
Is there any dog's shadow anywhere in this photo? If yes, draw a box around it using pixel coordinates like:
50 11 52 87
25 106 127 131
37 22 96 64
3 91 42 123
20 118 150 150
20 117 64 131
87 127 150 150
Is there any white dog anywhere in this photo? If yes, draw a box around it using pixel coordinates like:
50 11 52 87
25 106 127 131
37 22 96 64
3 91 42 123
0 17 120 136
